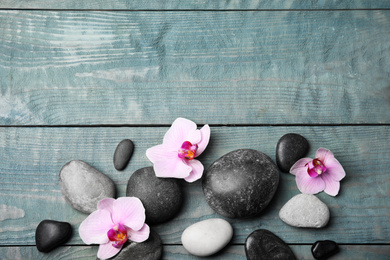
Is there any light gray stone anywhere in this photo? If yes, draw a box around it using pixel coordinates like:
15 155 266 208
279 194 330 228
181 218 233 257
59 160 116 214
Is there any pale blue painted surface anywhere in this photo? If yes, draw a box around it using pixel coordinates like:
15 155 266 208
1 0 390 10
0 1 389 259
0 11 389 125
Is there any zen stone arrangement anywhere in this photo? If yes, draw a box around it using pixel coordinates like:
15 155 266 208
36 128 343 260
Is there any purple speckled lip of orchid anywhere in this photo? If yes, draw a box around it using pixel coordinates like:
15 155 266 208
290 148 346 196
79 197 150 260
307 158 327 178
178 141 198 160
146 118 210 183
107 223 128 248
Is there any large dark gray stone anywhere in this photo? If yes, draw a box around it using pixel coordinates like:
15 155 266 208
245 229 296 260
113 139 134 171
202 149 279 218
126 167 183 224
107 230 162 260
276 133 309 172
59 160 116 214
35 220 72 252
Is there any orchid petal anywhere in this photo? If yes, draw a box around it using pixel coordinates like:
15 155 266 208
185 129 202 145
97 242 121 260
290 158 312 176
146 144 176 164
127 223 150 243
163 118 197 148
325 157 346 181
153 157 192 178
195 124 210 157
112 197 146 231
97 198 115 214
322 173 341 196
184 159 204 183
295 173 326 195
79 210 113 245
315 148 334 165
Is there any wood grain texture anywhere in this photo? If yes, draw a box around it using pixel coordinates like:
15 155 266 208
1 11 389 125
1 245 390 260
0 126 388 246
1 0 390 10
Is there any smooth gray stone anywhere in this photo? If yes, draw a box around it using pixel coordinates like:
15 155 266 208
100 230 162 260
59 160 116 214
279 194 330 228
276 133 309 172
245 229 296 260
202 149 279 218
126 167 183 224
113 139 134 171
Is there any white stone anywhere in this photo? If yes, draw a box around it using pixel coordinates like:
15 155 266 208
279 194 330 228
181 218 233 257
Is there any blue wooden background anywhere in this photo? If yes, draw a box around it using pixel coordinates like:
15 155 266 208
0 0 389 259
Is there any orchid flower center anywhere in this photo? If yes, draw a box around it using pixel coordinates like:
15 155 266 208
107 224 128 248
178 141 198 160
307 158 327 178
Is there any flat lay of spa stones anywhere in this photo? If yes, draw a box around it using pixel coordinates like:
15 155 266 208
35 126 342 259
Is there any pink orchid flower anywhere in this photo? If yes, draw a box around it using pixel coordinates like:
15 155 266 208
290 148 346 196
146 118 210 182
79 197 150 259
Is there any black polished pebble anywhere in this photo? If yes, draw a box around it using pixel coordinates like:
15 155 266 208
245 229 296 260
126 167 183 224
107 229 162 260
311 240 340 260
113 139 134 171
202 149 279 218
276 133 310 172
35 220 72 252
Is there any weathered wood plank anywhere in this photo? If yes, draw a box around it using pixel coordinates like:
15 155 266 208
0 126 388 246
1 11 389 125
1 0 390 10
1 245 390 259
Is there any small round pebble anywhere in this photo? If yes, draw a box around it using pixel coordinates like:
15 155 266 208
245 229 296 260
126 167 183 224
59 160 116 214
113 139 134 171
311 240 340 260
107 229 162 260
202 149 279 218
279 194 330 228
181 218 233 257
276 133 309 172
35 220 72 252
